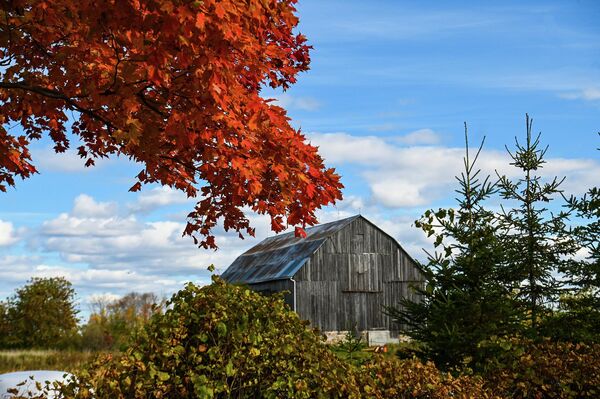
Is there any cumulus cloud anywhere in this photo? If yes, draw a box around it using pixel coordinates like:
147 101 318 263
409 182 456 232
128 186 193 213
0 220 19 246
72 194 118 218
310 131 600 208
0 254 187 312
41 214 227 273
34 194 284 278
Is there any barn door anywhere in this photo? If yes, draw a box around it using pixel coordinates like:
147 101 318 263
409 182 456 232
342 253 382 292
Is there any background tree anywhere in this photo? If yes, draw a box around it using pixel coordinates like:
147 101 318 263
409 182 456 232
496 115 576 337
0 300 11 348
80 292 163 350
2 277 79 349
388 127 516 369
0 0 343 247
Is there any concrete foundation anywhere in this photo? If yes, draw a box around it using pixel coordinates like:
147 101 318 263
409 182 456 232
323 330 403 346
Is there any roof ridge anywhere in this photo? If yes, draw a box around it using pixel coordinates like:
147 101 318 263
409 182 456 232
261 214 360 241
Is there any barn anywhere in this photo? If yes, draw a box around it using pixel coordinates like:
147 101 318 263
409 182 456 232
221 215 423 340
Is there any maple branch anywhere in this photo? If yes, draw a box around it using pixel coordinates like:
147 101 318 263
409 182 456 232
0 81 115 131
136 90 166 117
159 154 198 173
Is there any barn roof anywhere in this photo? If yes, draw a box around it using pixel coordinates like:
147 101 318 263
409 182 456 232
221 215 360 284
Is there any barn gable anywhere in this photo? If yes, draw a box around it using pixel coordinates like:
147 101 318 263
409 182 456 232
221 215 360 284
221 215 423 335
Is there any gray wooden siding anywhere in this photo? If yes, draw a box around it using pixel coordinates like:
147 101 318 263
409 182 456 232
247 279 295 310
294 217 423 333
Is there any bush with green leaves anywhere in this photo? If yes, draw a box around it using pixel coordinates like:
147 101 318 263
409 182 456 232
0 277 79 349
56 277 359 398
479 338 600 398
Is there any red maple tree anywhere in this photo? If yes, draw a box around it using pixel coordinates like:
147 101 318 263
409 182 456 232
0 0 343 247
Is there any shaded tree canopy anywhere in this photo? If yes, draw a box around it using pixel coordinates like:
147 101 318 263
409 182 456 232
1 277 79 349
0 0 343 247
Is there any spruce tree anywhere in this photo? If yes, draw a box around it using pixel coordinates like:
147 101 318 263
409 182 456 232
549 135 600 342
496 114 576 336
388 126 516 369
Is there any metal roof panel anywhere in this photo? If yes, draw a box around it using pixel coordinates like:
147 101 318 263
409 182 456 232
221 215 359 284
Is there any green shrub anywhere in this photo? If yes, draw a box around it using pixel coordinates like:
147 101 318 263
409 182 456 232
57 278 359 398
479 338 600 398
44 279 600 399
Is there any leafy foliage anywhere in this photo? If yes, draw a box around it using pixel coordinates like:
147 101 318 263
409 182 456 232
357 357 502 399
0 277 79 349
57 278 360 398
3 279 599 399
540 290 600 344
480 338 600 399
388 126 517 369
0 0 343 247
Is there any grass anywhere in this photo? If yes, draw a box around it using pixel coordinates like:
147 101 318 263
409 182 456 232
0 350 102 374
330 338 424 367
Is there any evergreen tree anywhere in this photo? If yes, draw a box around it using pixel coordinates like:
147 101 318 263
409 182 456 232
388 126 516 369
546 135 600 342
496 115 576 336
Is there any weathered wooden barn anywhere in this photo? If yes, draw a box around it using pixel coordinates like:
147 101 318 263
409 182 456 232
221 215 423 336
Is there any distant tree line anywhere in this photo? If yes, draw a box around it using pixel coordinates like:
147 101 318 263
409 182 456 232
388 115 600 370
0 277 163 350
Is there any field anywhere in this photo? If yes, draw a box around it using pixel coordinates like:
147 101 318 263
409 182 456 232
0 350 101 374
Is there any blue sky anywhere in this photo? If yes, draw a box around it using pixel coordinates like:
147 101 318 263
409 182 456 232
1 1 599 316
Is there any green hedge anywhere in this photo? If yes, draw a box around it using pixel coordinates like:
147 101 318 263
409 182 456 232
31 280 600 399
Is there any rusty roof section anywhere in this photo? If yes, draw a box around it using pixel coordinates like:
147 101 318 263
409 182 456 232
221 215 360 284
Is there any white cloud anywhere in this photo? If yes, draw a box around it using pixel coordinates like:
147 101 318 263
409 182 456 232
0 220 19 246
35 195 278 276
0 253 193 314
86 292 122 305
310 132 396 164
273 93 321 111
72 194 118 218
31 147 111 173
395 129 441 145
560 87 600 102
129 186 192 213
310 131 600 208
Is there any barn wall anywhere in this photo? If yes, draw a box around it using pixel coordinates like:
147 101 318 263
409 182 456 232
294 217 423 333
247 279 295 310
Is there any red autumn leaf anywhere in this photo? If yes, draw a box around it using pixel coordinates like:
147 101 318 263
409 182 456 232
295 226 307 239
0 0 343 248
214 3 226 19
